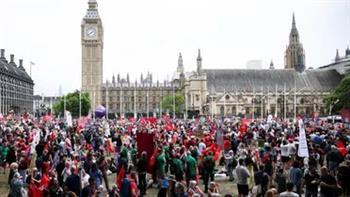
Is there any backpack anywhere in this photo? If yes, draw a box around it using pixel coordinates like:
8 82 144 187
120 178 131 197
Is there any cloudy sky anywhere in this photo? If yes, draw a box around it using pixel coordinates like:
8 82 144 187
1 0 349 96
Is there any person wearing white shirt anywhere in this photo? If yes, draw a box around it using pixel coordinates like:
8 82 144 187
279 182 299 197
80 169 90 188
198 139 206 154
280 140 290 159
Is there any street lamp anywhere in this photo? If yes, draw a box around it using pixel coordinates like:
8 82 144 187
329 99 340 116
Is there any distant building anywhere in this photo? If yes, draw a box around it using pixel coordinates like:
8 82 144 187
33 95 61 114
284 14 305 72
101 73 178 116
185 14 344 118
318 47 350 75
81 0 179 116
246 60 262 69
81 0 104 112
0 49 34 114
80 1 345 119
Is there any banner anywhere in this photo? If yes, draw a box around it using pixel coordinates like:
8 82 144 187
136 132 154 158
297 119 309 157
66 111 73 127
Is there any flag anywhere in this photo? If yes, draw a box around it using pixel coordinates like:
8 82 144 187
66 111 72 127
297 119 309 157
336 140 347 157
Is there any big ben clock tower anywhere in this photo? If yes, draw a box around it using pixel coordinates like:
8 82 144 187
81 0 103 111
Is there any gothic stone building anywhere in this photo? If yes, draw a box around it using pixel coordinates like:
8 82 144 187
0 49 34 114
81 0 177 116
100 73 178 116
184 15 345 119
81 1 345 119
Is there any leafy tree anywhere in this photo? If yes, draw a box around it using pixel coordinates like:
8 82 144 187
161 93 185 114
326 75 350 113
53 90 91 117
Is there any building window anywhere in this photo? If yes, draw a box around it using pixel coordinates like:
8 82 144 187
196 95 199 101
225 95 230 100
232 106 236 115
220 106 224 115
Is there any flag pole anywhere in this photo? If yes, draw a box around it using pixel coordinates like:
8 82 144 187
0 85 2 114
134 82 137 119
284 83 286 121
106 81 109 120
93 91 96 121
147 87 149 118
211 95 214 120
275 84 278 118
185 92 188 120
64 94 66 119
79 90 82 119
160 86 163 117
223 88 226 117
120 84 123 117
252 87 255 120
267 86 270 115
173 83 175 119
235 87 238 116
261 86 263 119
294 73 297 122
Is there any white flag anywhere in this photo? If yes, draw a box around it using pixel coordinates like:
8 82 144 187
298 119 309 157
66 111 73 127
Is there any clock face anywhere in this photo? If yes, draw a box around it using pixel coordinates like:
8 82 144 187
86 27 97 38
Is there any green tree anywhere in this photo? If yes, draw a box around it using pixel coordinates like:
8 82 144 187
161 93 185 114
53 90 91 117
326 74 350 113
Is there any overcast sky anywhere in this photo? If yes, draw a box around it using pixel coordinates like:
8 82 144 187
1 0 349 96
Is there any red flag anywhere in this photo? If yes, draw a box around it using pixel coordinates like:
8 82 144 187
116 165 126 189
336 140 347 157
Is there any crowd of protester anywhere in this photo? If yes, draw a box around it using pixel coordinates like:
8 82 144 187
1 112 350 197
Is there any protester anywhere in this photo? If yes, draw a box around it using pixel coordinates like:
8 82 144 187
2 111 350 197
320 166 339 197
279 182 299 197
303 166 319 197
236 158 250 197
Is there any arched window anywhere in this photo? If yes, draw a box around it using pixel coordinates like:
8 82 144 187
232 106 236 115
220 106 224 115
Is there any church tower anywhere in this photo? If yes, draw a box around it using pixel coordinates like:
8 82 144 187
284 13 305 72
197 49 202 74
177 53 184 73
81 0 103 111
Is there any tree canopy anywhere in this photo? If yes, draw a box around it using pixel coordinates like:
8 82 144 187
53 90 91 117
161 93 185 114
326 74 350 113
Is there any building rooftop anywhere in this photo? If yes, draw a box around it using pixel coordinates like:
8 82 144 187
204 68 343 93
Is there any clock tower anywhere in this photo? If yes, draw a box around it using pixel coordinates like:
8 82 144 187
81 0 103 111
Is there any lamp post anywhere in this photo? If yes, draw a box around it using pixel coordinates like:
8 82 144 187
329 99 340 116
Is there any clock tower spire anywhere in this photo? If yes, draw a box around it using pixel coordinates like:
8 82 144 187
81 0 103 111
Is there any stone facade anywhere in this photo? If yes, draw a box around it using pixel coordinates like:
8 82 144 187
81 0 103 111
0 49 34 114
80 1 345 119
182 14 344 119
284 14 305 72
101 73 178 116
185 58 343 119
